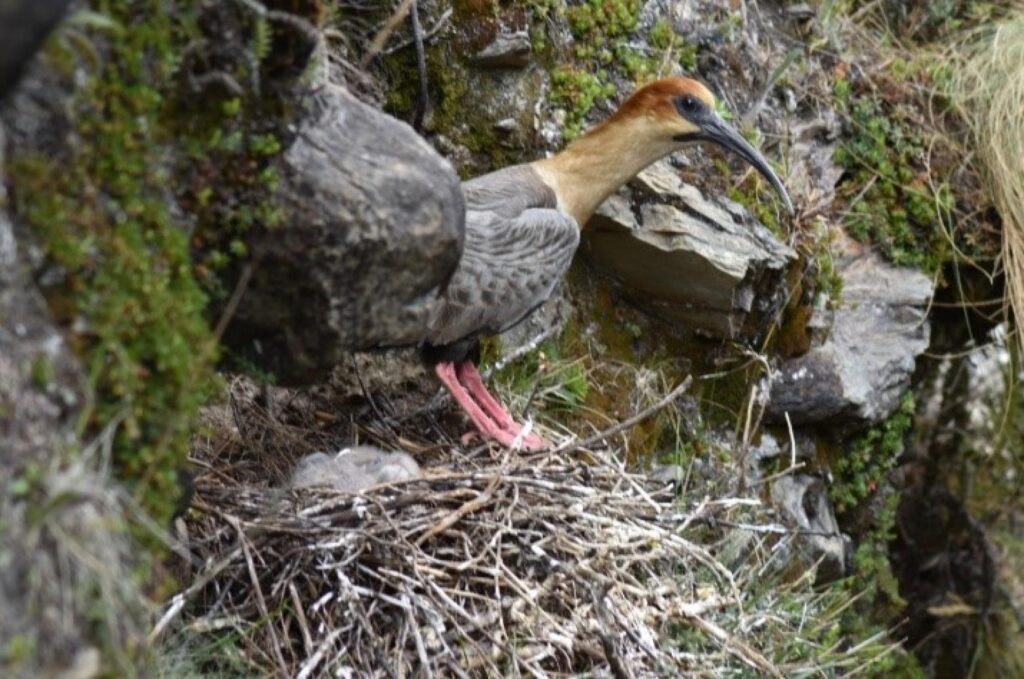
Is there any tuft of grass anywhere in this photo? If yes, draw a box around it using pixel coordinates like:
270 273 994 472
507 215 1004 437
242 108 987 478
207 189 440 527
949 12 1024 354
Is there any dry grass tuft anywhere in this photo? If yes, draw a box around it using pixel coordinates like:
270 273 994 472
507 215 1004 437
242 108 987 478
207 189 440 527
950 12 1024 352
1 424 151 676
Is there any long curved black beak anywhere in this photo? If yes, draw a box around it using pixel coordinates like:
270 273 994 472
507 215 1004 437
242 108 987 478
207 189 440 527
679 114 793 214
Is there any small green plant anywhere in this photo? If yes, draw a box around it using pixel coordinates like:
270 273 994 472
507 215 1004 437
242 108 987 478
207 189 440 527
6 0 293 523
833 79 953 271
545 1 697 139
824 393 921 675
493 339 590 414
830 392 915 514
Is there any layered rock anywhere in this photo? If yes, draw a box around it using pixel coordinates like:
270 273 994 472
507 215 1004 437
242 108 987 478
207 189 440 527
224 83 465 384
767 254 933 425
582 160 796 339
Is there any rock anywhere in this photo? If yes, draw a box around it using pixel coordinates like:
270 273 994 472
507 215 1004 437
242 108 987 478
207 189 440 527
0 0 71 101
582 160 796 339
2 203 144 675
289 446 422 492
785 4 817 21
224 83 465 385
771 474 852 584
767 253 933 425
469 30 532 69
0 210 86 473
785 113 842 208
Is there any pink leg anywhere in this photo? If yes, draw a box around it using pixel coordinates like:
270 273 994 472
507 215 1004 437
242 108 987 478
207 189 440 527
435 362 508 443
455 361 549 451
435 362 548 451
455 362 517 429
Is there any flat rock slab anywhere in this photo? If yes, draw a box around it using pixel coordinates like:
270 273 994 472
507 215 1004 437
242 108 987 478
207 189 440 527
767 254 933 425
226 84 465 385
582 160 796 338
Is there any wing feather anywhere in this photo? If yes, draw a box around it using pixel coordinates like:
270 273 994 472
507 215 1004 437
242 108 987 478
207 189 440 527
428 206 580 346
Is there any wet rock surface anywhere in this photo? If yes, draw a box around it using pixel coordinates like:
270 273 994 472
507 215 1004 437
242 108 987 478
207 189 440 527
582 160 796 339
224 83 465 385
768 254 933 425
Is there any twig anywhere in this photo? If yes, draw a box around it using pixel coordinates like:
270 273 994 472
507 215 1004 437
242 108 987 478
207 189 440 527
416 474 501 546
360 0 415 67
383 8 452 55
682 613 783 678
483 326 560 378
410 0 428 131
212 263 254 343
236 520 289 678
554 376 693 453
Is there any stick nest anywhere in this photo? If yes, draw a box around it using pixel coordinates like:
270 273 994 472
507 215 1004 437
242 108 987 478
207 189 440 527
164 375 893 677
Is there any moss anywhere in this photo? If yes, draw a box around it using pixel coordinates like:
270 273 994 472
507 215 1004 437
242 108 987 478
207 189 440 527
7 2 265 523
726 181 785 238
830 392 915 514
539 0 696 139
10 0 292 525
1 635 35 670
28 356 55 389
829 490 926 678
834 91 953 271
815 392 923 675
382 23 532 173
549 66 616 138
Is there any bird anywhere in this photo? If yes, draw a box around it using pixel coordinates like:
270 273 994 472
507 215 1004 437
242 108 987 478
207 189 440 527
289 446 421 492
423 76 792 451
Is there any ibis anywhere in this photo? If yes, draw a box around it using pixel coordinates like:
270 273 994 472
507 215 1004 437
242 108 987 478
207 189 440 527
424 77 792 451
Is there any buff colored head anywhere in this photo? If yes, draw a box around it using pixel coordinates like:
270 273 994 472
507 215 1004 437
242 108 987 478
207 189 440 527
609 77 792 213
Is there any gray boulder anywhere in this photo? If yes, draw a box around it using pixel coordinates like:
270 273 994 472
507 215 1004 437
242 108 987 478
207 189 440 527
225 83 465 385
0 0 71 101
582 160 795 339
2 204 145 676
0 207 85 475
767 254 933 425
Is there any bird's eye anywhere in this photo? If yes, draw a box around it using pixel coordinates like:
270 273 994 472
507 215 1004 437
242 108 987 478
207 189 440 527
676 95 702 117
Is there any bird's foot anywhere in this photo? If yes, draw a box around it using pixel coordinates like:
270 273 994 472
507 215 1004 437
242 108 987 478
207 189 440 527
435 361 550 452
489 423 549 452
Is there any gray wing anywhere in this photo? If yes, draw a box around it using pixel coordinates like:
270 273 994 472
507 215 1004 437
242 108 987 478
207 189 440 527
427 206 580 346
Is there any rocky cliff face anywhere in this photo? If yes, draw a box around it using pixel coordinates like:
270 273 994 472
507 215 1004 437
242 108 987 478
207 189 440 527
0 0 1018 676
1 157 144 677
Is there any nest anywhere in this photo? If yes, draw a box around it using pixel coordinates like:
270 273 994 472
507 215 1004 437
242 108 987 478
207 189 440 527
159 373 897 677
167 446 792 677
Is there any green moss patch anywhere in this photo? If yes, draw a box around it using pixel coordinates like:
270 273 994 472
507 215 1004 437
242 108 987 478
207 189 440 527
5 1 298 522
